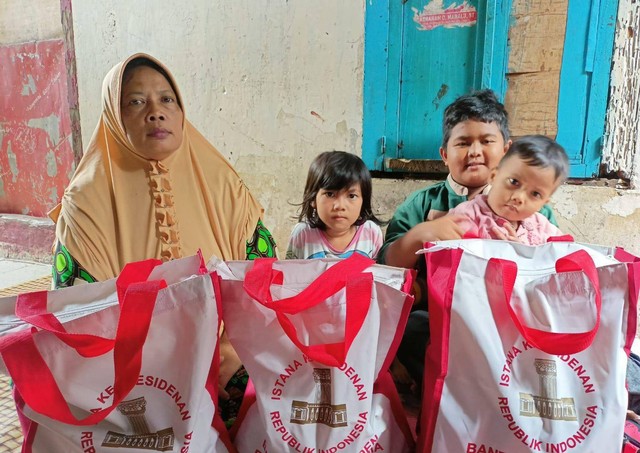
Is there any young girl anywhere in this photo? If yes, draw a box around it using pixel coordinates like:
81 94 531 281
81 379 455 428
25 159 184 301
449 134 568 244
286 151 384 259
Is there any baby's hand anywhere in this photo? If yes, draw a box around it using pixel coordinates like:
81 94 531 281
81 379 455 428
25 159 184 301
416 214 467 242
491 222 520 242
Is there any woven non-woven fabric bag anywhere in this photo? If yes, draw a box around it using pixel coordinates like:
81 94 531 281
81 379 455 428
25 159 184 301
0 255 233 453
417 240 639 453
212 254 416 452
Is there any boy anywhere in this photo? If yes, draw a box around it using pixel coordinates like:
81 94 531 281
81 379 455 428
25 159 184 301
379 89 558 390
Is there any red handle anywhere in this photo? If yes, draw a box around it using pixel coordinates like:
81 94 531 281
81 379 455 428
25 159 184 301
546 234 575 242
244 254 374 313
11 259 162 358
0 259 166 425
243 254 374 366
486 249 601 355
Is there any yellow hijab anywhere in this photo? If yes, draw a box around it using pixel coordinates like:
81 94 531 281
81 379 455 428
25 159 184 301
51 53 263 281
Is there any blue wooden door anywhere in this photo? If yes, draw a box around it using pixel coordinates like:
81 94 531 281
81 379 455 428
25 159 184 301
363 0 511 171
556 0 619 177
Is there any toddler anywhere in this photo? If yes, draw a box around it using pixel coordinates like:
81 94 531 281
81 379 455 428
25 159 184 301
449 134 568 244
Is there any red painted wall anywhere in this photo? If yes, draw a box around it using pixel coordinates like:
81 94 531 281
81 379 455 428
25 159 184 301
0 39 75 217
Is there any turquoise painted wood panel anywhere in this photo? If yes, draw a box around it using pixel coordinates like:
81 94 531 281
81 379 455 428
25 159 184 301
363 0 511 170
396 0 483 160
556 0 619 177
363 0 391 171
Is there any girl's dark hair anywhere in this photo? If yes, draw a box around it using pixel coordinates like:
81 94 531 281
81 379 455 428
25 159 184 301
122 57 182 109
501 135 569 182
297 151 384 229
442 89 510 148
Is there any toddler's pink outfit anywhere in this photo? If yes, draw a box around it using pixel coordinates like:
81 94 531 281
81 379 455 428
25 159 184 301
449 194 562 245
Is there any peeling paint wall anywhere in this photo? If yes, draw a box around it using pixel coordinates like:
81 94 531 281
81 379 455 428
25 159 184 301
603 2 640 189
0 0 76 216
71 1 639 256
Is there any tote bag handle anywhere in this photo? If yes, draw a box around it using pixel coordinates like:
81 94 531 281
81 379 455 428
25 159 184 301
486 250 601 355
10 259 161 357
0 259 166 426
243 254 374 366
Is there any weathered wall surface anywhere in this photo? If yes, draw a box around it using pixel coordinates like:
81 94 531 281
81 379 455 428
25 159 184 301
67 1 638 258
0 0 76 217
505 0 567 138
603 2 640 189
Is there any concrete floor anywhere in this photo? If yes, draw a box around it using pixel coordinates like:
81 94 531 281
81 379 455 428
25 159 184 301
0 258 50 290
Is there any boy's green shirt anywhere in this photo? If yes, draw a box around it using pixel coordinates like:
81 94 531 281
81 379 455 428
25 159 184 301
378 175 558 266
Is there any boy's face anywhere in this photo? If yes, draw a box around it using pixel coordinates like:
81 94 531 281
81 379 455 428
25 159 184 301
440 120 509 191
487 155 560 223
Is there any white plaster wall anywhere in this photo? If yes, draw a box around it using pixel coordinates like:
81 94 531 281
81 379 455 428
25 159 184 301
0 0 62 42
72 1 639 256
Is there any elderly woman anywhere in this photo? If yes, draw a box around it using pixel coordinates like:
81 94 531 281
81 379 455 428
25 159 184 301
49 53 276 425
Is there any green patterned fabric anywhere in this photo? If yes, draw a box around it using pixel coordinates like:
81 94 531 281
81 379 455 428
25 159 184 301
53 242 97 288
221 366 250 429
53 220 276 288
246 219 277 259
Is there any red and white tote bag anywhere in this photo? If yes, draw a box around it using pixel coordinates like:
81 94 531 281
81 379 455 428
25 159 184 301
417 239 640 453
212 254 415 452
0 255 233 453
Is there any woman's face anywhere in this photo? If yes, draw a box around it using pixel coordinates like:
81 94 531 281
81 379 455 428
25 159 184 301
120 65 184 161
